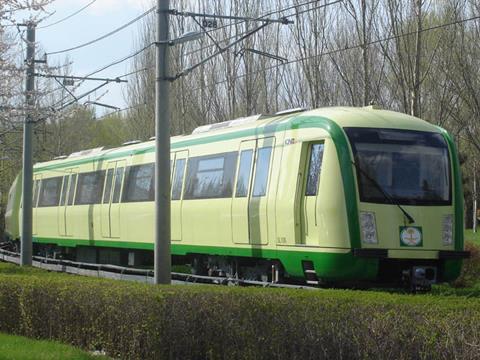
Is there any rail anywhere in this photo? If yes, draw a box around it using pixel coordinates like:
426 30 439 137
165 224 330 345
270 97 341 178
0 247 317 290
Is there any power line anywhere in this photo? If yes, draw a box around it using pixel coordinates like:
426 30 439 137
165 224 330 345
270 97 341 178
45 6 156 56
47 66 147 113
38 0 98 29
183 0 341 58
96 103 147 121
84 43 154 78
79 0 341 79
188 13 480 93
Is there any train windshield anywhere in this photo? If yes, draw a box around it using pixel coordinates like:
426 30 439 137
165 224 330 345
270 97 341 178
345 128 451 206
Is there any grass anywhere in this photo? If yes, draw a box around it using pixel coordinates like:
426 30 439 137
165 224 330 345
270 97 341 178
465 228 480 245
0 332 109 360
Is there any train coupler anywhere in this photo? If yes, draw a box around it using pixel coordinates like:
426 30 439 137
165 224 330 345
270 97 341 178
403 266 437 292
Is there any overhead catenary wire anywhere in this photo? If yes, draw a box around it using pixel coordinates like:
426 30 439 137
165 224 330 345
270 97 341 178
38 0 98 29
96 103 147 121
187 13 480 93
182 0 343 58
33 0 343 116
75 0 341 80
45 6 156 56
84 43 154 78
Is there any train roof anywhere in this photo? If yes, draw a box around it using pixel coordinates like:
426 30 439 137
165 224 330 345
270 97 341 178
34 106 442 170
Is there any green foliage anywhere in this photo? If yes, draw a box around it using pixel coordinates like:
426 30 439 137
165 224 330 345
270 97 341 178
0 332 109 360
0 262 480 359
431 240 480 297
465 229 480 245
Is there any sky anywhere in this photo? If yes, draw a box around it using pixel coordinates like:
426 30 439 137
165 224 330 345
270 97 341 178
16 0 155 117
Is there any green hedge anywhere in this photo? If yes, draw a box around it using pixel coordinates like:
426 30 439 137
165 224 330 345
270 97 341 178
0 263 479 359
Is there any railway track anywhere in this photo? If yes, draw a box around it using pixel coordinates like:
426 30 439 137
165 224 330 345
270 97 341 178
0 247 317 290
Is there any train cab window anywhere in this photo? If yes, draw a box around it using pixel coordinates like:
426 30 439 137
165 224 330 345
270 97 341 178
103 169 114 203
252 147 272 197
59 176 69 206
123 163 154 202
112 167 124 203
75 171 105 205
67 174 77 205
184 152 237 199
38 177 62 207
171 159 186 200
235 150 253 197
305 143 325 196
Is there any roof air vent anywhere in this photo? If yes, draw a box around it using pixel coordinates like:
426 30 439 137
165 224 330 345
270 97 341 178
122 140 141 146
275 107 307 116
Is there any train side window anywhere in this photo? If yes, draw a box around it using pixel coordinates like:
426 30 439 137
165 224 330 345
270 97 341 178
184 152 237 199
67 174 77 205
103 168 114 204
123 163 154 202
252 147 272 197
235 150 253 197
38 176 63 207
112 167 124 203
171 159 186 200
305 143 325 196
59 175 69 206
75 171 105 205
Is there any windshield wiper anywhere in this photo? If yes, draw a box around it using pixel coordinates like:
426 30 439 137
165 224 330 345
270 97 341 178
351 161 415 224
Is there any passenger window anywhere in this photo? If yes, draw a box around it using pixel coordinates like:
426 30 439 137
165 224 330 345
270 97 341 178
67 174 77 205
112 167 124 203
75 171 105 205
252 147 272 197
184 152 237 199
103 169 114 204
123 164 154 202
59 176 69 206
235 150 253 197
171 159 186 200
305 143 325 196
38 177 63 207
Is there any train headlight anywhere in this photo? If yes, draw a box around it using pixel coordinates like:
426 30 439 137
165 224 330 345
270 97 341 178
360 211 378 244
442 214 453 246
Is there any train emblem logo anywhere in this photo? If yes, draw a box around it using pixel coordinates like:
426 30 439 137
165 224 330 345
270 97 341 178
399 226 423 247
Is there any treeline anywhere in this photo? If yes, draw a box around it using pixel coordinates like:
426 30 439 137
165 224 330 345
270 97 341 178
1 0 480 230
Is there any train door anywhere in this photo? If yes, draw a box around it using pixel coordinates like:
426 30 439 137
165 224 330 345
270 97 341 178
65 170 77 237
101 161 125 238
300 143 324 245
249 137 275 245
171 150 188 241
110 161 125 238
32 174 42 235
232 140 256 244
57 174 69 236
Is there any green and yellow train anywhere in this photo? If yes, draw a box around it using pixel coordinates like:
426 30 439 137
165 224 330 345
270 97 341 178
5 106 469 287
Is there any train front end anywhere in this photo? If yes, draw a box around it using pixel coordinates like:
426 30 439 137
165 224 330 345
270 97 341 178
345 125 468 289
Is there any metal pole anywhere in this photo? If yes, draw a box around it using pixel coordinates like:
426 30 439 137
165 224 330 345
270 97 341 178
21 22 36 266
154 0 171 284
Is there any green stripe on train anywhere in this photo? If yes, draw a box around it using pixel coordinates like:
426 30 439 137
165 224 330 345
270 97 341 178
32 236 377 280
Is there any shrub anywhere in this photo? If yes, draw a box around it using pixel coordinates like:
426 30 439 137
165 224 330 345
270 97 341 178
0 262 479 359
452 241 480 288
